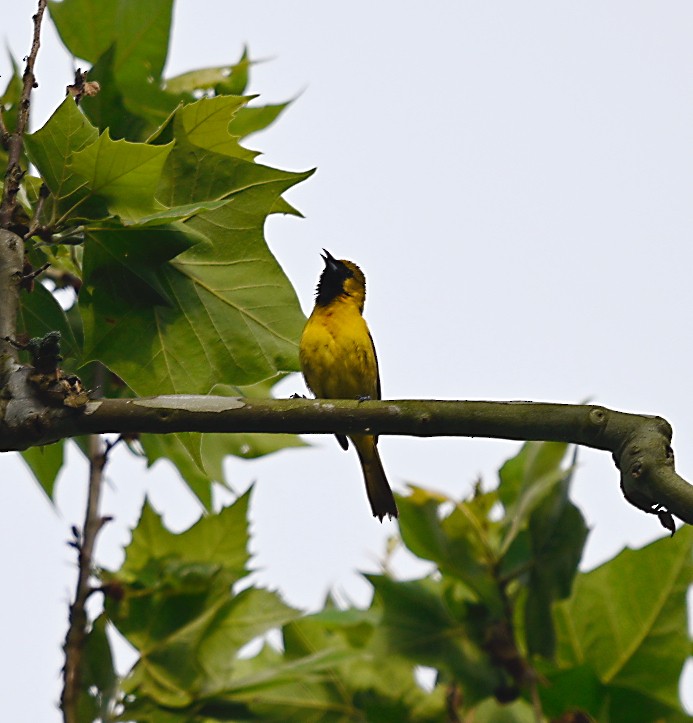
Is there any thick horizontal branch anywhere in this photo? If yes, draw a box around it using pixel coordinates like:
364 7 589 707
2 386 692 525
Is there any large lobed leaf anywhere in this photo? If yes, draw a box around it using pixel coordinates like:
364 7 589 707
24 97 99 221
17 15 310 501
547 526 693 721
49 0 173 83
76 95 312 395
24 72 310 399
496 442 587 657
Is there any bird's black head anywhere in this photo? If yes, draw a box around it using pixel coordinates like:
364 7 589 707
315 249 356 306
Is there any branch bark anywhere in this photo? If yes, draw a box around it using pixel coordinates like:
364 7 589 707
0 0 47 228
1 0 48 375
1 391 691 525
60 434 111 723
0 230 23 375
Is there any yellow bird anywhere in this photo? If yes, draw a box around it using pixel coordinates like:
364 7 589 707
299 250 398 521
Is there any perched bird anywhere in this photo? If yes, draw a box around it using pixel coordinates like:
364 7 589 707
299 250 398 521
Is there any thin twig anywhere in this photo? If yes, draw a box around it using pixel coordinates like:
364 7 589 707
22 261 50 282
0 0 48 228
61 366 115 723
529 679 544 722
445 683 463 722
60 434 112 723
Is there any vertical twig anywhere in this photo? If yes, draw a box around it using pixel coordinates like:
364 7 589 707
0 0 48 228
0 0 48 374
445 683 463 722
61 434 112 723
61 363 115 722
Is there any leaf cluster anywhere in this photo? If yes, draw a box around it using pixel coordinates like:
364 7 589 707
80 443 692 722
3 0 312 505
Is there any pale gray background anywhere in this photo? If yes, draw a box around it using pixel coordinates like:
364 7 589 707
2 1 692 719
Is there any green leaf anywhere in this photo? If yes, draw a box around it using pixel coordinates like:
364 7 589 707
0 53 22 137
48 0 118 65
164 66 239 95
16 281 81 365
217 46 251 96
83 43 189 141
120 490 251 580
164 49 251 97
79 44 151 140
81 224 196 313
397 486 504 610
105 494 255 707
270 194 304 218
195 588 299 691
469 698 537 722
80 184 309 395
281 606 449 722
204 647 358 722
20 442 64 498
368 574 502 703
82 614 119 720
525 502 588 658
125 199 230 227
108 494 303 710
24 97 99 215
138 433 215 510
49 0 173 83
228 102 290 141
155 97 313 207
553 527 693 715
66 130 173 222
127 588 298 708
498 441 571 556
498 441 569 509
173 95 257 161
76 92 312 394
521 479 588 657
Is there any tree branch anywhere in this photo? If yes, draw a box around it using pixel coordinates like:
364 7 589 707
0 0 48 376
60 433 113 723
0 231 24 375
0 0 48 228
1 391 691 524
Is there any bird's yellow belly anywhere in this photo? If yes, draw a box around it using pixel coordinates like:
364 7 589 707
299 309 378 400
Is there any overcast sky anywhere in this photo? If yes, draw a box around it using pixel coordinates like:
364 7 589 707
2 1 692 719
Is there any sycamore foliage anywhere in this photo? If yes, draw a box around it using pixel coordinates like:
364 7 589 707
9 0 309 506
85 442 691 722
2 1 691 721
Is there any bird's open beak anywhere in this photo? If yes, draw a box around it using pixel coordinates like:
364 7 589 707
321 249 340 271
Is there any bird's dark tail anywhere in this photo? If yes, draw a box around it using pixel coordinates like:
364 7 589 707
353 437 398 521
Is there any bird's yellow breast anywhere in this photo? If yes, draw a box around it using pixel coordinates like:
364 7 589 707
299 298 379 401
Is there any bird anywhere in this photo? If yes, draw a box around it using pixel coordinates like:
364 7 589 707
299 249 398 521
